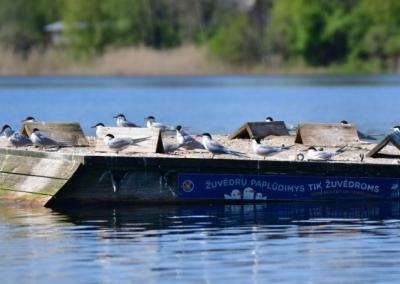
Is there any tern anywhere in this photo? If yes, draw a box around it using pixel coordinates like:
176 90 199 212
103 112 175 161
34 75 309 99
146 116 174 131
341 120 376 140
175 125 204 149
103 134 149 153
305 146 345 161
392 126 400 132
30 128 60 148
251 138 290 159
0 124 15 138
113 114 138 127
265 117 274 122
22 116 37 123
0 125 32 147
91 122 105 137
201 133 246 158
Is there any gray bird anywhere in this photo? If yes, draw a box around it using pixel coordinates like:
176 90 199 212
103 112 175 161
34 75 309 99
114 114 138 127
305 146 345 161
0 124 15 138
1 125 32 147
30 128 60 148
175 125 204 149
146 116 174 131
201 133 246 159
103 134 150 153
251 138 289 159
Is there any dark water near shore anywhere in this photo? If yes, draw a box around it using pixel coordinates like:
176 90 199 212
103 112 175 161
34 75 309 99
1 76 400 283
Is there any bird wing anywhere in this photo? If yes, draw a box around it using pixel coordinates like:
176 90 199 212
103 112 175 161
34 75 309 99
130 136 151 144
182 135 204 149
41 136 59 146
9 133 32 146
122 121 138 127
206 140 229 153
256 145 280 156
109 138 131 149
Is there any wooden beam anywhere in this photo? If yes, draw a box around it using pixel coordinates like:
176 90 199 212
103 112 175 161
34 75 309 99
229 121 289 139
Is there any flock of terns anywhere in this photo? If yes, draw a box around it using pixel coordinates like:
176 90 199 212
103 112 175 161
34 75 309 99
1 114 398 161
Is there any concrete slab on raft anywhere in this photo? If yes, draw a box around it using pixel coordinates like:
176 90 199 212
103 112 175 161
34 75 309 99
229 121 289 139
95 127 164 153
295 123 360 146
22 121 89 147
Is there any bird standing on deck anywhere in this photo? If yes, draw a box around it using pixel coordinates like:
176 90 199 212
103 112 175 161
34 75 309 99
175 125 204 149
251 138 289 160
114 114 138 127
201 133 246 158
0 125 32 147
103 134 149 154
305 146 345 161
30 128 60 148
91 123 105 137
146 116 174 131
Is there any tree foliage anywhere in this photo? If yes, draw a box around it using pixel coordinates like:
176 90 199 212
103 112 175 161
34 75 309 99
1 0 400 71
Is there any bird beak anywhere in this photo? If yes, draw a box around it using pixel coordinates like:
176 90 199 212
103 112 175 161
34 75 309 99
90 125 96 128
113 116 118 118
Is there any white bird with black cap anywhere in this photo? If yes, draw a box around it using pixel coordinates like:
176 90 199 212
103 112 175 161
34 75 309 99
175 125 204 149
201 133 246 158
30 128 59 148
114 114 138 127
146 116 174 132
91 122 106 137
304 146 346 161
251 138 290 159
0 124 32 148
103 134 150 154
22 116 37 123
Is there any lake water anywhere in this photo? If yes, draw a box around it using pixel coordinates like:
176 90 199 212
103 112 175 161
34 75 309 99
1 76 400 283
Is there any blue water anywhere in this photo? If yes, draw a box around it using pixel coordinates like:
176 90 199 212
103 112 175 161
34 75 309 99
2 76 400 283
1 75 400 135
1 202 400 283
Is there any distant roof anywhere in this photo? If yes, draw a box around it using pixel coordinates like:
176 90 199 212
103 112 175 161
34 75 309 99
44 21 64 32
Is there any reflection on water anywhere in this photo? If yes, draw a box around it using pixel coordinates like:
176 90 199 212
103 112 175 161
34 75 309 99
1 202 400 283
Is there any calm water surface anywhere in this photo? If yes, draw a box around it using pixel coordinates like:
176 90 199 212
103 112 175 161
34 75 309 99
1 202 400 283
0 75 400 135
1 76 400 283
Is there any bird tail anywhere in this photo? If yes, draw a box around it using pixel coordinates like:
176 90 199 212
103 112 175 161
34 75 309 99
336 145 347 153
229 149 248 158
131 136 151 144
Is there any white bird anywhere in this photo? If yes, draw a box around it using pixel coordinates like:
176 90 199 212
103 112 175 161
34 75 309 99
0 125 32 147
243 187 255 200
224 189 242 200
305 146 345 161
146 116 174 131
265 116 274 122
392 125 400 133
114 114 138 127
103 134 149 153
341 120 376 140
30 128 60 148
0 124 15 138
175 125 204 149
251 138 290 159
91 122 105 137
201 133 246 158
22 116 37 123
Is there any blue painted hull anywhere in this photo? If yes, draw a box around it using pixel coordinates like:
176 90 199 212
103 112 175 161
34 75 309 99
178 173 400 201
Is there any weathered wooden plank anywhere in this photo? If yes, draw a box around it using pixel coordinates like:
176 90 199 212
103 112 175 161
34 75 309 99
0 172 68 196
22 121 89 147
229 122 289 139
295 123 360 146
0 154 81 179
95 127 163 153
366 133 400 157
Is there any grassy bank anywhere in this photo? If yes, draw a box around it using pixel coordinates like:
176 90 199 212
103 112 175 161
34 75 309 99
0 45 336 76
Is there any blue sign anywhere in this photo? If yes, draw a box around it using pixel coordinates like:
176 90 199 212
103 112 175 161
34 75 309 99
178 173 400 201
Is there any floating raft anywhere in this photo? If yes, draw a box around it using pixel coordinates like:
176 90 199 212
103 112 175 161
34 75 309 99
1 134 400 207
